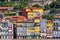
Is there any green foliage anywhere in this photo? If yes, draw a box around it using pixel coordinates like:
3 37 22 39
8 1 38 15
0 2 6 6
42 15 54 20
4 12 16 16
44 4 50 10
0 2 15 7
49 8 56 14
14 1 28 10
4 12 10 16
32 4 40 8
5 2 15 7
44 2 60 10
49 2 60 9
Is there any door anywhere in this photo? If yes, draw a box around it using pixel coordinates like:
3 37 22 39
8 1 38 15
13 24 17 39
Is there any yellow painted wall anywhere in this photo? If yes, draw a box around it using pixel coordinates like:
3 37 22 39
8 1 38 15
28 12 34 19
27 27 40 32
47 28 53 30
38 9 44 13
26 8 31 12
47 22 53 30
27 30 35 32
34 19 40 23
47 23 53 27
35 27 40 32
33 8 44 13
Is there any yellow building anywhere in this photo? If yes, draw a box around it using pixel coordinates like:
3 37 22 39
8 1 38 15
27 26 40 39
33 8 44 15
35 27 40 32
28 11 34 19
27 27 40 32
26 7 43 39
26 8 31 12
46 20 53 30
34 18 40 23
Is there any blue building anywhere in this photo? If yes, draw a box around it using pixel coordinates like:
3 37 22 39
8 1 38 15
53 15 60 38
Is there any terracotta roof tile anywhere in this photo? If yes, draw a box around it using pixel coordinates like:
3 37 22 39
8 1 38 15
47 20 53 23
0 7 12 10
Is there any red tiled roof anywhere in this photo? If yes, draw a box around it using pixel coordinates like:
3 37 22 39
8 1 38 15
10 16 27 22
47 20 53 23
0 7 12 10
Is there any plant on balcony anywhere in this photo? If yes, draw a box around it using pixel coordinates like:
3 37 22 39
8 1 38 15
32 4 40 8
4 12 10 16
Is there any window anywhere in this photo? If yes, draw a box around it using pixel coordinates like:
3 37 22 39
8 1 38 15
27 23 34 27
58 23 60 25
17 23 22 27
58 27 60 30
11 20 16 22
17 27 23 31
27 27 35 30
59 19 60 21
27 32 35 35
56 23 58 25
38 32 40 35
27 32 31 35
0 14 3 19
34 23 40 26
19 33 22 35
54 23 55 25
2 22 8 27
34 12 40 17
6 18 10 22
19 12 22 15
54 27 58 30
54 19 55 21
22 23 27 26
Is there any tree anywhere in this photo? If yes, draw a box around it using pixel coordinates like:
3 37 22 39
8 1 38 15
44 2 60 10
4 12 10 16
42 15 54 20
49 8 56 14
44 4 50 10
49 2 60 9
14 1 28 10
0 2 15 7
5 2 15 7
14 5 22 10
32 4 40 8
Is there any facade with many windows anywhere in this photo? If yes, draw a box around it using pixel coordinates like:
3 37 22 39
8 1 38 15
53 15 60 38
